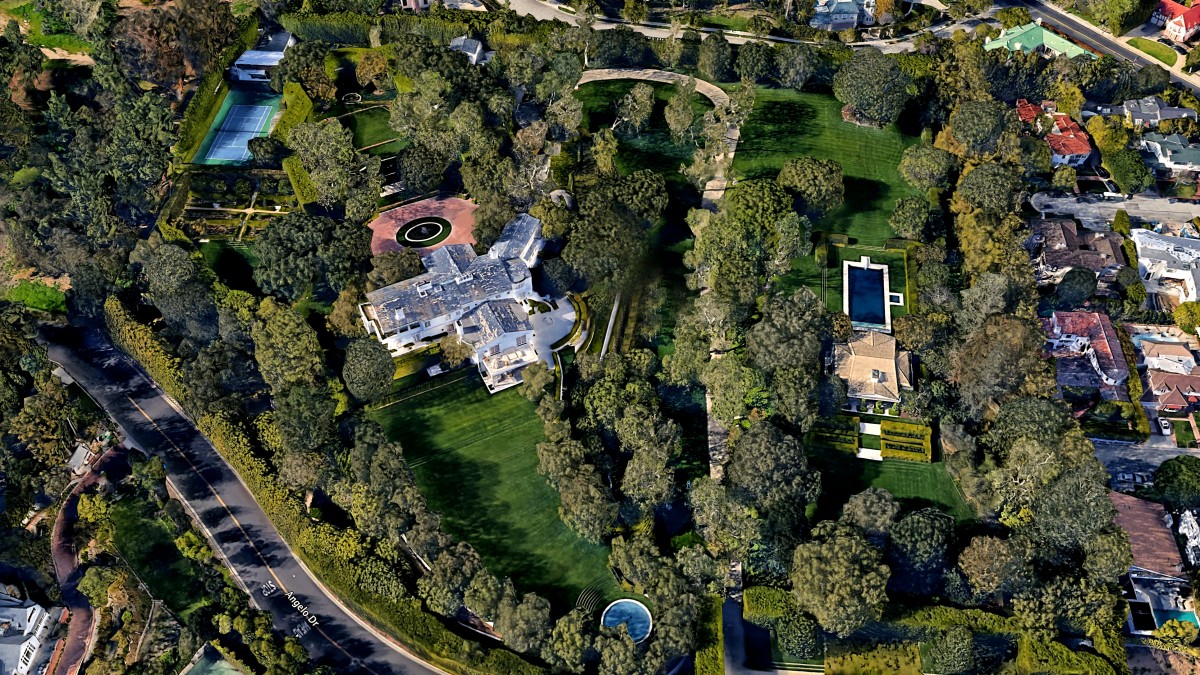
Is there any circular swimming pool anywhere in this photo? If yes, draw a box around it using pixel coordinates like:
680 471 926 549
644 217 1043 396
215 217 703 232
600 599 653 643
396 216 452 246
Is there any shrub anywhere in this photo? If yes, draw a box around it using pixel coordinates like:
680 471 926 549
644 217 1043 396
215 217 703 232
104 297 190 404
776 612 821 659
744 586 795 626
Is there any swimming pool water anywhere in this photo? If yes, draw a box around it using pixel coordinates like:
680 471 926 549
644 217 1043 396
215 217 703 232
847 266 886 326
600 599 653 643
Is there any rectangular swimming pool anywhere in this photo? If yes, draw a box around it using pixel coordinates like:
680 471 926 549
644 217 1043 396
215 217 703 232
847 265 886 326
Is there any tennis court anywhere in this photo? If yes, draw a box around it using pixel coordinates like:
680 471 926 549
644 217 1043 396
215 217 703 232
191 87 281 166
206 105 272 161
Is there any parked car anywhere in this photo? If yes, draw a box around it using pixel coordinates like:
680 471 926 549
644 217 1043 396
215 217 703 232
1159 37 1174 46
1160 417 1174 435
1170 197 1180 204
1173 44 1190 56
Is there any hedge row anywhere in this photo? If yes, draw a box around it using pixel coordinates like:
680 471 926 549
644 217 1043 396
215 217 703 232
173 16 260 163
282 155 319 206
694 595 724 675
272 82 313 142
381 13 471 47
103 297 191 404
281 11 374 44
881 444 930 462
1115 325 1152 441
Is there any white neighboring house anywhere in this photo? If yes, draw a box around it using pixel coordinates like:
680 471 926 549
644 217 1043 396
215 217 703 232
359 214 548 393
449 36 493 66
0 590 58 675
1132 228 1200 305
229 32 295 82
811 0 876 31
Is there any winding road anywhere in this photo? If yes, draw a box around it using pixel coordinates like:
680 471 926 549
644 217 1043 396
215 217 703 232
40 325 444 675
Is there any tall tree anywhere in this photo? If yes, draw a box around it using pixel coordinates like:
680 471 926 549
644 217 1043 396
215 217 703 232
790 521 890 637
833 48 910 126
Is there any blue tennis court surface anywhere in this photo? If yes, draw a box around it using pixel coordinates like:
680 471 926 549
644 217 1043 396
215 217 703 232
191 87 281 166
207 105 272 161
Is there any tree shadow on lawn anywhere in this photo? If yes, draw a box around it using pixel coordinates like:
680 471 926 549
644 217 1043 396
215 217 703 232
395 405 579 610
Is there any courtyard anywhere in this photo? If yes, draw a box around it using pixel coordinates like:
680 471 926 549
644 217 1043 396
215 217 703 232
366 195 478 255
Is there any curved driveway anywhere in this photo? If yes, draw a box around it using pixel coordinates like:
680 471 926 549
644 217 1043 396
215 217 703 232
41 326 444 675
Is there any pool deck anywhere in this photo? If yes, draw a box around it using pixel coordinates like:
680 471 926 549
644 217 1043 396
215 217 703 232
843 256 896 333
368 196 477 255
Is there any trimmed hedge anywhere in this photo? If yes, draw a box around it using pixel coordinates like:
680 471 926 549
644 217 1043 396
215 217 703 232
104 297 190 404
173 16 259 163
1015 635 1114 674
272 82 313 142
282 155 319 206
280 11 373 44
880 419 932 462
695 595 724 675
743 586 794 627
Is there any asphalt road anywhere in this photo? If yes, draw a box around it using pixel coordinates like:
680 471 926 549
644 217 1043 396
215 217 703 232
1031 192 1200 227
41 326 443 675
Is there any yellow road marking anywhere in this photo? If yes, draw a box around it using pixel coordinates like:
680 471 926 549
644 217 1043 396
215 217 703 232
125 395 375 671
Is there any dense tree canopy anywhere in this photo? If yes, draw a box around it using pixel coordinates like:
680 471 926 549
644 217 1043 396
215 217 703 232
833 48 910 126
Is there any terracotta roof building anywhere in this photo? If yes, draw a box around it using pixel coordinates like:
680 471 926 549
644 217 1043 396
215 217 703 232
1108 492 1199 635
832 331 913 404
1111 492 1186 577
1045 115 1093 166
1042 311 1130 401
1025 217 1126 286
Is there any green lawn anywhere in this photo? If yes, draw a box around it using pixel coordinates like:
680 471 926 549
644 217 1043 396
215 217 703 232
778 244 908 317
110 500 210 618
199 240 259 293
1129 37 1178 67
808 449 975 524
339 106 408 156
1175 420 1197 448
2 280 67 313
370 377 620 610
732 87 920 247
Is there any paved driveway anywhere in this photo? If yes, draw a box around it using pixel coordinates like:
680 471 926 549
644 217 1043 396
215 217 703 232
1093 436 1200 489
531 299 576 366
1031 192 1200 228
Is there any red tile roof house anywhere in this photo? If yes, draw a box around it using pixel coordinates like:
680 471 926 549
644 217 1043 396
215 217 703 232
1109 492 1199 635
1154 0 1200 42
1042 311 1130 402
1015 99 1094 167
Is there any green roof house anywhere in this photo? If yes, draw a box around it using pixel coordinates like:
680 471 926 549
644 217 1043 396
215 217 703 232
1142 132 1200 175
984 21 1097 60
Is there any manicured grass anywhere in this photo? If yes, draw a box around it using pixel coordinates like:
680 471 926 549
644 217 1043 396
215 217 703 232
3 280 66 313
199 240 259 293
808 448 975 523
1175 420 1197 448
778 244 908 319
109 500 210 618
339 106 408 156
1129 37 1178 67
732 87 920 247
370 377 620 609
